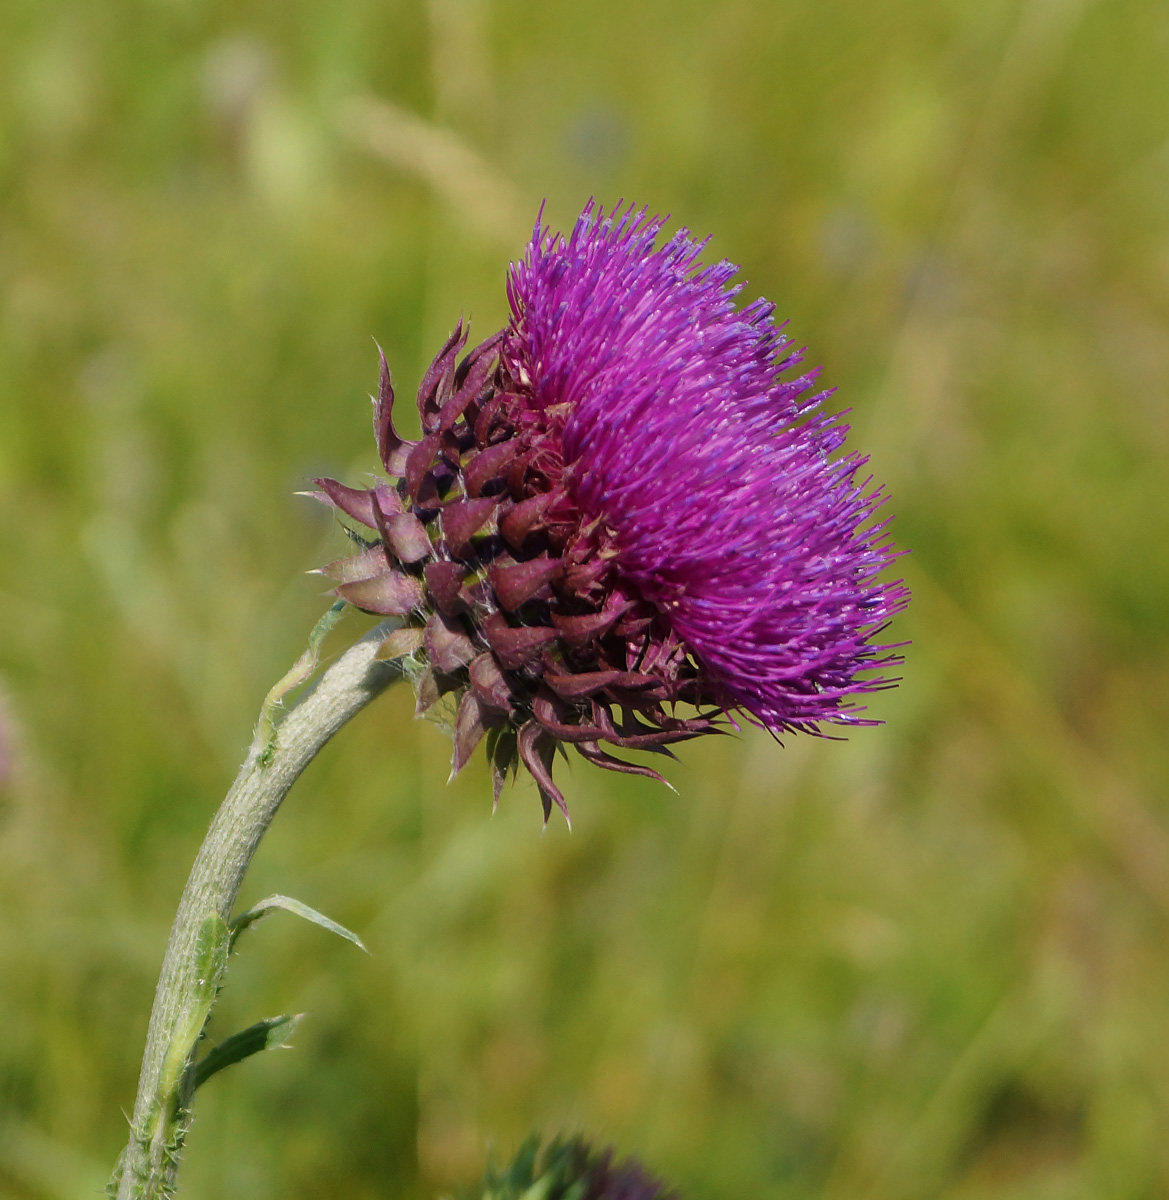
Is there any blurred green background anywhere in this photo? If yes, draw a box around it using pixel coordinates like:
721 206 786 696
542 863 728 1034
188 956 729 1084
2 0 1168 1197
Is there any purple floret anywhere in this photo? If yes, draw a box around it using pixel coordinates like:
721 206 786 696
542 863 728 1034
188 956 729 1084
504 202 907 734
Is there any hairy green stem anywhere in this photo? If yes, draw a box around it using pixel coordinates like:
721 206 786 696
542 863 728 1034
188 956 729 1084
111 620 401 1200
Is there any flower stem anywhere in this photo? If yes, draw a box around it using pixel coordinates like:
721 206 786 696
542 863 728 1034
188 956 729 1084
110 618 401 1200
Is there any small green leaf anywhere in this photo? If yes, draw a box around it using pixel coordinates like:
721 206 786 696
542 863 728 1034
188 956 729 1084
157 915 231 1107
188 1014 302 1091
192 916 231 1007
229 893 368 953
256 599 348 765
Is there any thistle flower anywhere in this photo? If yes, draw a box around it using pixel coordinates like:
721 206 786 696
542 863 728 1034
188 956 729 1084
479 1136 678 1200
310 202 907 823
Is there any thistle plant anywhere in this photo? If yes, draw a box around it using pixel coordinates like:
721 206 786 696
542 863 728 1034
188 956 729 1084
108 201 907 1198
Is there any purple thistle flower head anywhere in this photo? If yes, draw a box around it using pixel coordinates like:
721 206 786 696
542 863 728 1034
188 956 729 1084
311 201 907 822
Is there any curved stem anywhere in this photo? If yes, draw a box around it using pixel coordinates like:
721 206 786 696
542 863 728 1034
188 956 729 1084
112 620 401 1199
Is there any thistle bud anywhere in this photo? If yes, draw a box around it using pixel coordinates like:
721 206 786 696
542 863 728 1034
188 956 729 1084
478 1137 679 1200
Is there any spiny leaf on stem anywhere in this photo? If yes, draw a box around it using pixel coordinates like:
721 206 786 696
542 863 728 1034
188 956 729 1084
229 893 368 953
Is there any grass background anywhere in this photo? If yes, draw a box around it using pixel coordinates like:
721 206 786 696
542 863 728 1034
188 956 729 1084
3 0 1169 1197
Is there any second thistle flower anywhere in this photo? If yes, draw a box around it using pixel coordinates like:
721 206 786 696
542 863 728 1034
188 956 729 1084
311 203 908 822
